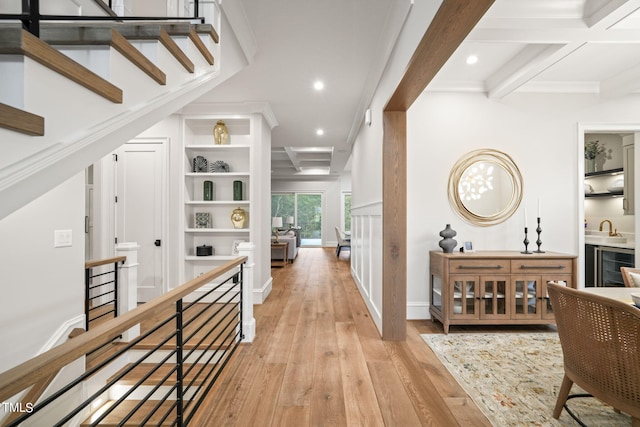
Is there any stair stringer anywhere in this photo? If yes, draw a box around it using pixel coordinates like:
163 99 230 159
0 32 245 222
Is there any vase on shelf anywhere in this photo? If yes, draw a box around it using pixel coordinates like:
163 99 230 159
231 207 247 229
233 180 243 201
585 158 595 173
203 180 214 201
213 120 229 145
438 224 457 253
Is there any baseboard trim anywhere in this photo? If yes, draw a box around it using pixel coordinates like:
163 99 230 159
38 314 85 355
255 277 273 304
407 302 430 320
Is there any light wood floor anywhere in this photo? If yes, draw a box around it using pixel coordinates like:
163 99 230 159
197 248 494 426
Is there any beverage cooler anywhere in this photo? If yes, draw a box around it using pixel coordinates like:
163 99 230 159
594 246 635 287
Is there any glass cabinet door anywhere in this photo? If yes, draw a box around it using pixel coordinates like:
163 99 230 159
540 276 572 319
431 274 443 313
512 276 539 319
480 276 509 320
450 276 478 319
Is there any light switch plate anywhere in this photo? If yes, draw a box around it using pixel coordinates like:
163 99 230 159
54 229 72 248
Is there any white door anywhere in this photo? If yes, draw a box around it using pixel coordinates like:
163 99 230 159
115 141 165 302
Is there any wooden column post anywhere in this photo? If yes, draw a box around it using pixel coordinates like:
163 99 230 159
382 111 407 340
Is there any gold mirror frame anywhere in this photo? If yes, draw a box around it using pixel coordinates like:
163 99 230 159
448 149 523 227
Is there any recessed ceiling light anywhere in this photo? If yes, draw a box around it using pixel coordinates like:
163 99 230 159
466 55 478 65
313 80 324 91
316 129 324 136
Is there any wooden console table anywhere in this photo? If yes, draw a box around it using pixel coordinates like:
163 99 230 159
271 242 289 267
430 250 577 333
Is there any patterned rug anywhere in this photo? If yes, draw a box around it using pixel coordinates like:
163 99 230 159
422 332 631 426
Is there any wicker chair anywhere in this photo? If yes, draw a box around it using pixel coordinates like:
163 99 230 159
547 283 640 426
620 267 640 287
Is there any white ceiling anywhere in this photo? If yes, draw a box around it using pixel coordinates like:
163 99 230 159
202 0 409 179
203 0 640 180
430 0 640 98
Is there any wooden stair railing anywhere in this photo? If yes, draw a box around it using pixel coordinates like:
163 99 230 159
0 257 247 426
0 328 86 427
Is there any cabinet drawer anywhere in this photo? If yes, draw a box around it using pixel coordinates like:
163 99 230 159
449 259 510 274
511 259 572 274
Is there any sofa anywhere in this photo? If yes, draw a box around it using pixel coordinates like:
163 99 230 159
271 229 300 262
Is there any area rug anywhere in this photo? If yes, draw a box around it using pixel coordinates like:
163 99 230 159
422 332 631 426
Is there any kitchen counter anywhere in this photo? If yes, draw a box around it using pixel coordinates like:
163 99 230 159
585 240 635 250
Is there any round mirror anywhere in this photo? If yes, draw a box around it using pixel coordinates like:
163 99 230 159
448 149 523 226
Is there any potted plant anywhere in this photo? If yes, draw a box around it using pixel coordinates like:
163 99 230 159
584 140 606 173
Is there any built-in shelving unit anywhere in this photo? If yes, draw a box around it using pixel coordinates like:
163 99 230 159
181 115 254 283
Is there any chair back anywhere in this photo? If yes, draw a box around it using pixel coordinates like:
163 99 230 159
547 283 640 418
335 226 345 244
620 267 640 287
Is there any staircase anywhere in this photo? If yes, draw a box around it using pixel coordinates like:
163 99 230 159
0 0 230 221
77 301 239 426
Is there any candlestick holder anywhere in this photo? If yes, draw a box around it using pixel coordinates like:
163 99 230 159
534 217 545 253
521 227 532 254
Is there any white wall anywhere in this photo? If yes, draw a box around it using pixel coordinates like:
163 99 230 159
350 1 442 331
407 91 640 318
0 172 85 372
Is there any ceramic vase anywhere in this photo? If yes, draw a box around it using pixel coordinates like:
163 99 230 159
231 207 247 229
213 120 229 145
233 180 243 201
585 158 595 174
203 180 213 201
438 224 457 253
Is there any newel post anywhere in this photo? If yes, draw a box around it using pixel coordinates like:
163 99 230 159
115 242 140 341
237 242 255 342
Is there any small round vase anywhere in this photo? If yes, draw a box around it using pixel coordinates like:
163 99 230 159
438 224 457 253
213 120 229 145
231 207 247 229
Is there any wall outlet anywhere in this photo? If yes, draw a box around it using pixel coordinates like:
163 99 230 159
54 229 72 248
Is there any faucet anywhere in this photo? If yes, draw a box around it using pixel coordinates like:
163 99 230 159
599 219 621 237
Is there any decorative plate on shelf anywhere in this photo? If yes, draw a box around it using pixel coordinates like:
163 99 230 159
193 156 208 173
607 178 624 193
211 160 230 173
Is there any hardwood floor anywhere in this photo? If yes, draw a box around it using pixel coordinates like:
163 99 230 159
197 248 493 426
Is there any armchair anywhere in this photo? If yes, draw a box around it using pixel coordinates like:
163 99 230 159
547 283 640 425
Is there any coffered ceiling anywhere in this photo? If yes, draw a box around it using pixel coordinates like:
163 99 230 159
430 0 640 98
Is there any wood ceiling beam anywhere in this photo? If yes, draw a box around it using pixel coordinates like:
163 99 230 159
385 0 494 112
381 0 494 341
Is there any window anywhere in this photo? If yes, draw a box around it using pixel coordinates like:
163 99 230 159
272 192 323 246
343 192 351 232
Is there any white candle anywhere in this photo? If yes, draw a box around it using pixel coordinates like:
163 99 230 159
537 199 541 218
524 207 528 226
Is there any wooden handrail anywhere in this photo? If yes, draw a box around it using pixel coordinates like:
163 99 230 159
84 255 126 269
0 256 247 402
0 103 44 136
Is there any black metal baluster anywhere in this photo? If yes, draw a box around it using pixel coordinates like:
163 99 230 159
22 0 40 37
113 261 119 317
85 267 91 331
176 300 184 426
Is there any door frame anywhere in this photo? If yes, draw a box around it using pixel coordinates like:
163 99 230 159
92 137 170 297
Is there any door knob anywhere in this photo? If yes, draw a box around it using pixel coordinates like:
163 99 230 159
154 239 161 247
